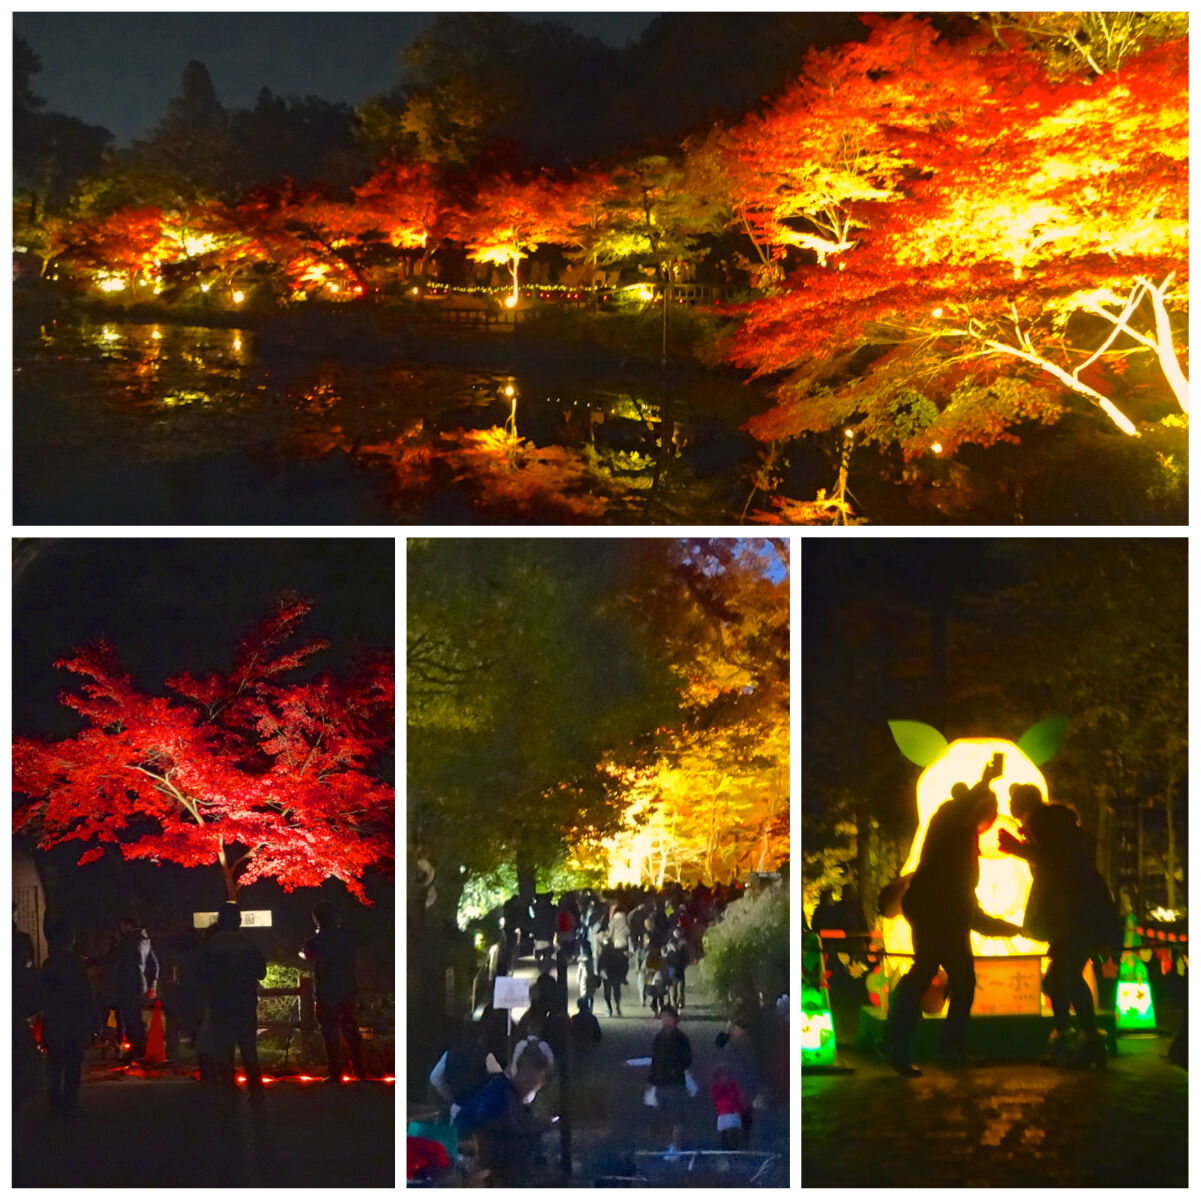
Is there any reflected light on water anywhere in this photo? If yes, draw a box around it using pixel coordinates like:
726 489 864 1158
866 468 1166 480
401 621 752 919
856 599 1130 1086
162 389 214 407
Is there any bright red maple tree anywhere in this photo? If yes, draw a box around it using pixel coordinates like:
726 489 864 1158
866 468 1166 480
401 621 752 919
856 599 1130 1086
13 595 394 903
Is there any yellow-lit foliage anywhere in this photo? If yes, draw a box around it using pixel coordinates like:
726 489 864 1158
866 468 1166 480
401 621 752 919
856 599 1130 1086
590 541 790 887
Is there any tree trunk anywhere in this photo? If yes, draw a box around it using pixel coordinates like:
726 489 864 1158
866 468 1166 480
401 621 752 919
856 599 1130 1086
516 858 536 901
660 264 671 368
856 798 874 924
1165 775 1177 909
217 840 239 902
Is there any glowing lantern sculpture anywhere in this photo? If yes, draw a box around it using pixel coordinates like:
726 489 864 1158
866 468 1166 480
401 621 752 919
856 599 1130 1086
1115 916 1157 1031
880 717 1067 1016
801 929 837 1068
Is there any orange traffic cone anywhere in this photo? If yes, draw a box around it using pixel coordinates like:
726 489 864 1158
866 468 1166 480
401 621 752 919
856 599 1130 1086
144 999 166 1064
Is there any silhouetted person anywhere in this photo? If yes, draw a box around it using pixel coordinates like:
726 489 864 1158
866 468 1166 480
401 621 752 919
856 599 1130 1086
883 754 1021 1076
113 915 158 1064
40 918 96 1118
302 900 367 1083
503 892 530 955
569 996 602 1060
811 888 839 934
13 928 44 1186
531 893 556 967
642 941 669 1015
835 886 869 960
665 930 689 1010
597 937 628 1017
1000 783 1120 1066
200 903 266 1093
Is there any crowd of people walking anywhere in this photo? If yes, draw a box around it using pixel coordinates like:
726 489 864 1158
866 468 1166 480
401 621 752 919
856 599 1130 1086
427 879 786 1185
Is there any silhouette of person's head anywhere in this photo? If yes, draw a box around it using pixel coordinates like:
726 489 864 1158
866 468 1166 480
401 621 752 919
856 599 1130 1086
44 917 75 949
1009 784 1044 824
950 782 970 802
216 903 242 931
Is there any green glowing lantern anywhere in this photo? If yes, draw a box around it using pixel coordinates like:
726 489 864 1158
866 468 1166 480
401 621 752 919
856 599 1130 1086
802 930 838 1068
801 980 837 1068
1115 953 1157 1031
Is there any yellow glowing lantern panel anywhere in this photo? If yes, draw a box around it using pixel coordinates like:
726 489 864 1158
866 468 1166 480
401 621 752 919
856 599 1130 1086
883 736 1050 960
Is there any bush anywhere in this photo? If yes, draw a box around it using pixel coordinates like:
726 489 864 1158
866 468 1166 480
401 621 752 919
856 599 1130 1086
700 880 789 1024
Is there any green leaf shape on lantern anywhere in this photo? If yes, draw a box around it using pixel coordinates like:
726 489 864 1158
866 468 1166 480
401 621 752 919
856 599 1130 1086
887 720 949 767
1017 714 1068 765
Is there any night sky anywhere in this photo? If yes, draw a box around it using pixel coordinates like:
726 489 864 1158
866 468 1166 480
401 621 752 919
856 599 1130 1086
13 538 395 736
14 12 661 145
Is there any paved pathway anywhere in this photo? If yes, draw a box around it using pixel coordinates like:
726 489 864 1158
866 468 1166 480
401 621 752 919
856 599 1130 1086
803 1033 1185 1186
503 952 790 1185
17 1069 394 1187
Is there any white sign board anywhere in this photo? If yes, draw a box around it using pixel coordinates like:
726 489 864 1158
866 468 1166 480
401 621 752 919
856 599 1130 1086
192 910 273 929
493 975 530 1010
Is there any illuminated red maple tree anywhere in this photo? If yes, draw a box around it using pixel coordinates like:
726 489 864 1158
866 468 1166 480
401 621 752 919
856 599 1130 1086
13 594 394 904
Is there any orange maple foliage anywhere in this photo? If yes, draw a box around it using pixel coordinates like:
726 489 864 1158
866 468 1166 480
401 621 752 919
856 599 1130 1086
729 18 1189 455
460 172 564 300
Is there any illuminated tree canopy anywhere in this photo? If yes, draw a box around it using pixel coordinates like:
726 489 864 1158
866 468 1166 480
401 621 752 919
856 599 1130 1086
13 595 395 903
729 17 1188 455
408 539 789 920
16 13 1188 522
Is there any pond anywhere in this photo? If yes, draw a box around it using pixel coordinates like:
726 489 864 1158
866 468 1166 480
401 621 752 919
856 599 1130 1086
14 313 812 526
15 312 1186 525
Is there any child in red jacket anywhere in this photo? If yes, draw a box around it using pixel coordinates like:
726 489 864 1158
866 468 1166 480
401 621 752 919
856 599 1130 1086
711 1062 745 1149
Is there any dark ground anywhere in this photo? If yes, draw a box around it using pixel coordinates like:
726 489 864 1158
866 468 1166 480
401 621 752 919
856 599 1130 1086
802 1027 1187 1186
16 1066 394 1187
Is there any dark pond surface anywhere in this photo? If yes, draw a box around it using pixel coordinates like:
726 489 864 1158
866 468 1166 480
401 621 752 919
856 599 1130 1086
14 314 812 526
14 312 1186 525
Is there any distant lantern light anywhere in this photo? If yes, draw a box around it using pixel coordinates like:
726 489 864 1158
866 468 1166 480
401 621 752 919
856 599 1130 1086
353 285 364 295
932 307 944 318
232 291 245 304
200 282 211 292
843 428 854 440
504 294 518 309
931 442 944 455
151 329 162 340
328 283 340 293
504 384 516 398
